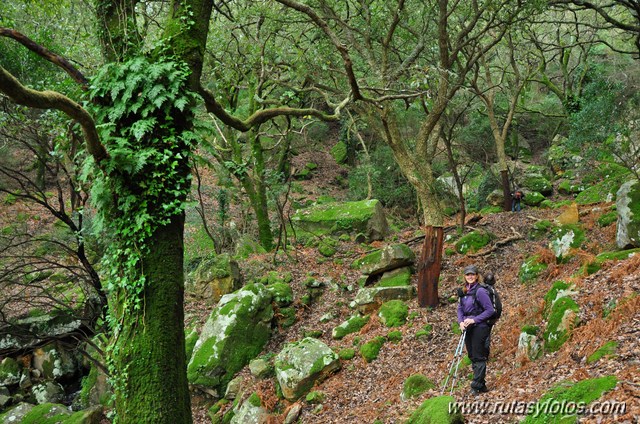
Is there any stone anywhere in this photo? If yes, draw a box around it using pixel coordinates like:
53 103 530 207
230 393 269 424
249 359 273 379
187 284 273 396
353 244 415 276
0 357 21 386
377 267 412 288
0 311 84 353
517 332 543 361
616 180 640 249
352 286 416 314
0 402 35 423
291 199 389 242
31 381 65 404
275 338 341 401
185 254 242 302
32 342 79 381
555 202 579 225
284 402 302 424
224 376 244 400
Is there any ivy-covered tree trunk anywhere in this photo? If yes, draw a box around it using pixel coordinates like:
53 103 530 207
111 215 191 422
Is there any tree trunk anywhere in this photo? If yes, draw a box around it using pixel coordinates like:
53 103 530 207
417 225 443 308
112 214 192 423
501 169 512 211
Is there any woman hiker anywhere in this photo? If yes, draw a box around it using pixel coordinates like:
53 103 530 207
457 265 495 395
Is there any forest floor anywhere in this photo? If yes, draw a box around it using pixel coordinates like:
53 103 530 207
184 143 640 423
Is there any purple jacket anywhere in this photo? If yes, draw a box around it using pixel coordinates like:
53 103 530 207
457 283 495 327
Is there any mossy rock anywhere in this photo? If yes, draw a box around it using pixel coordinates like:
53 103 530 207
549 224 585 261
387 330 403 343
256 271 293 285
519 255 548 284
318 238 338 257
352 244 415 276
378 300 408 328
543 297 579 352
267 282 294 307
235 235 267 259
405 395 463 424
575 164 630 205
454 230 493 254
557 179 583 195
522 174 553 195
0 402 101 424
521 376 617 423
376 267 412 288
330 141 347 164
291 199 389 242
543 281 574 313
522 191 545 206
360 336 386 362
185 327 200 362
187 284 273 395
530 220 554 240
479 205 503 215
616 179 640 249
0 357 20 386
186 253 242 301
338 348 356 360
332 314 370 340
401 374 436 401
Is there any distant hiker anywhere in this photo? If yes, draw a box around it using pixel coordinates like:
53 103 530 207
458 265 495 395
511 189 525 212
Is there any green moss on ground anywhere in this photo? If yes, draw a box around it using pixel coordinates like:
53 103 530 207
522 376 617 423
360 336 386 362
378 300 409 327
521 325 540 336
387 330 403 343
332 315 370 340
455 230 493 254
544 297 580 352
543 281 570 311
402 374 436 400
519 255 548 284
584 248 640 275
338 348 356 360
597 211 618 227
306 391 326 404
586 341 618 364
416 324 433 339
267 282 294 307
405 395 464 424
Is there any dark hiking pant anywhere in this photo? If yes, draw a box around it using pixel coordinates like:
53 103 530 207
465 325 491 390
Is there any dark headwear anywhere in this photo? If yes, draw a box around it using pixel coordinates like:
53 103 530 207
463 265 479 275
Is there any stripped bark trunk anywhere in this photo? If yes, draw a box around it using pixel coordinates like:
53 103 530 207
417 225 444 308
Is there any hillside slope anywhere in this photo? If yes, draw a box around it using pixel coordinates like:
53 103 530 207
188 203 640 423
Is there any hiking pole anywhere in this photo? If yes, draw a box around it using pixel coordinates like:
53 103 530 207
448 330 467 395
441 330 466 395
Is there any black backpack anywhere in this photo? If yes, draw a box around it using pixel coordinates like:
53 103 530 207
471 282 502 326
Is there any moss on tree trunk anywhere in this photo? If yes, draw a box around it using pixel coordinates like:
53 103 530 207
112 214 192 423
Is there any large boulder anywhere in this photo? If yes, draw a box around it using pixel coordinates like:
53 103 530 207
352 244 415 276
0 402 101 424
187 284 273 396
275 338 340 401
0 311 85 353
291 199 389 242
32 342 79 381
616 180 640 249
185 254 242 302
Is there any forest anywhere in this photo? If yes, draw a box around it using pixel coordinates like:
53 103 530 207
0 0 639 423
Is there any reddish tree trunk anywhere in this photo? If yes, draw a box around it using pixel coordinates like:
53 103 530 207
501 169 511 211
417 225 444 307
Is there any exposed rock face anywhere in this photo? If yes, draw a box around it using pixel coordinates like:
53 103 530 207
275 338 341 401
616 180 640 249
352 286 416 314
187 284 273 397
291 199 389 242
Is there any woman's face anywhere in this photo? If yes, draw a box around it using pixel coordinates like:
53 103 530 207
464 273 478 284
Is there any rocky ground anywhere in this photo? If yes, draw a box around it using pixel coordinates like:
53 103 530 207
186 201 640 423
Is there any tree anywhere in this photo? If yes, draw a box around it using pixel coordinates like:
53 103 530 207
273 0 539 306
1 0 346 421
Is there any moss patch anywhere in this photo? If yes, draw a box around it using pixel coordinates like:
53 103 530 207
377 267 412 287
338 348 356 360
522 376 617 423
586 341 618 364
597 211 618 227
267 282 294 307
387 330 403 343
543 281 570 312
402 374 436 400
543 297 580 352
332 314 370 339
519 255 548 284
360 336 386 362
455 230 493 254
416 324 433 339
406 395 463 424
378 300 409 327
